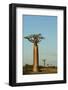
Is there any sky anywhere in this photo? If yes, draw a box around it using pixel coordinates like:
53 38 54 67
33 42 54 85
23 15 57 66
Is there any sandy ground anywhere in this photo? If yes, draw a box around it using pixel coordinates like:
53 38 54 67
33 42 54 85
23 66 57 75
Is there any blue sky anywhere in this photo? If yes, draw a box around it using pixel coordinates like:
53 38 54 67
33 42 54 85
23 15 57 66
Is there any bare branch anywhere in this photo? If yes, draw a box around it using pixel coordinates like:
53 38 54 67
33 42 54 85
24 34 45 44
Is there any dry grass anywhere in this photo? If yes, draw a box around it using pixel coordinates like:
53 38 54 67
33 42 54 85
23 64 57 75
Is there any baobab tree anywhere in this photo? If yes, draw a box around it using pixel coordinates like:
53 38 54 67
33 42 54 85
42 59 46 67
24 34 44 72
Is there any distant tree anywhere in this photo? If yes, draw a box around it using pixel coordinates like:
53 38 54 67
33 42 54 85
47 64 49 67
42 59 46 67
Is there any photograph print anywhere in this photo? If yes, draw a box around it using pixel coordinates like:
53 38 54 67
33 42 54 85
23 15 57 75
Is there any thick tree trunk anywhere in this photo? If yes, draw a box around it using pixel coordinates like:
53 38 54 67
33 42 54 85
33 44 39 72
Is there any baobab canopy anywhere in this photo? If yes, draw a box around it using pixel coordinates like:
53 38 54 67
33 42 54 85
24 34 45 44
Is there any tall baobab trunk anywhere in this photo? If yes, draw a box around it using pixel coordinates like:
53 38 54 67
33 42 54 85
33 44 39 72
